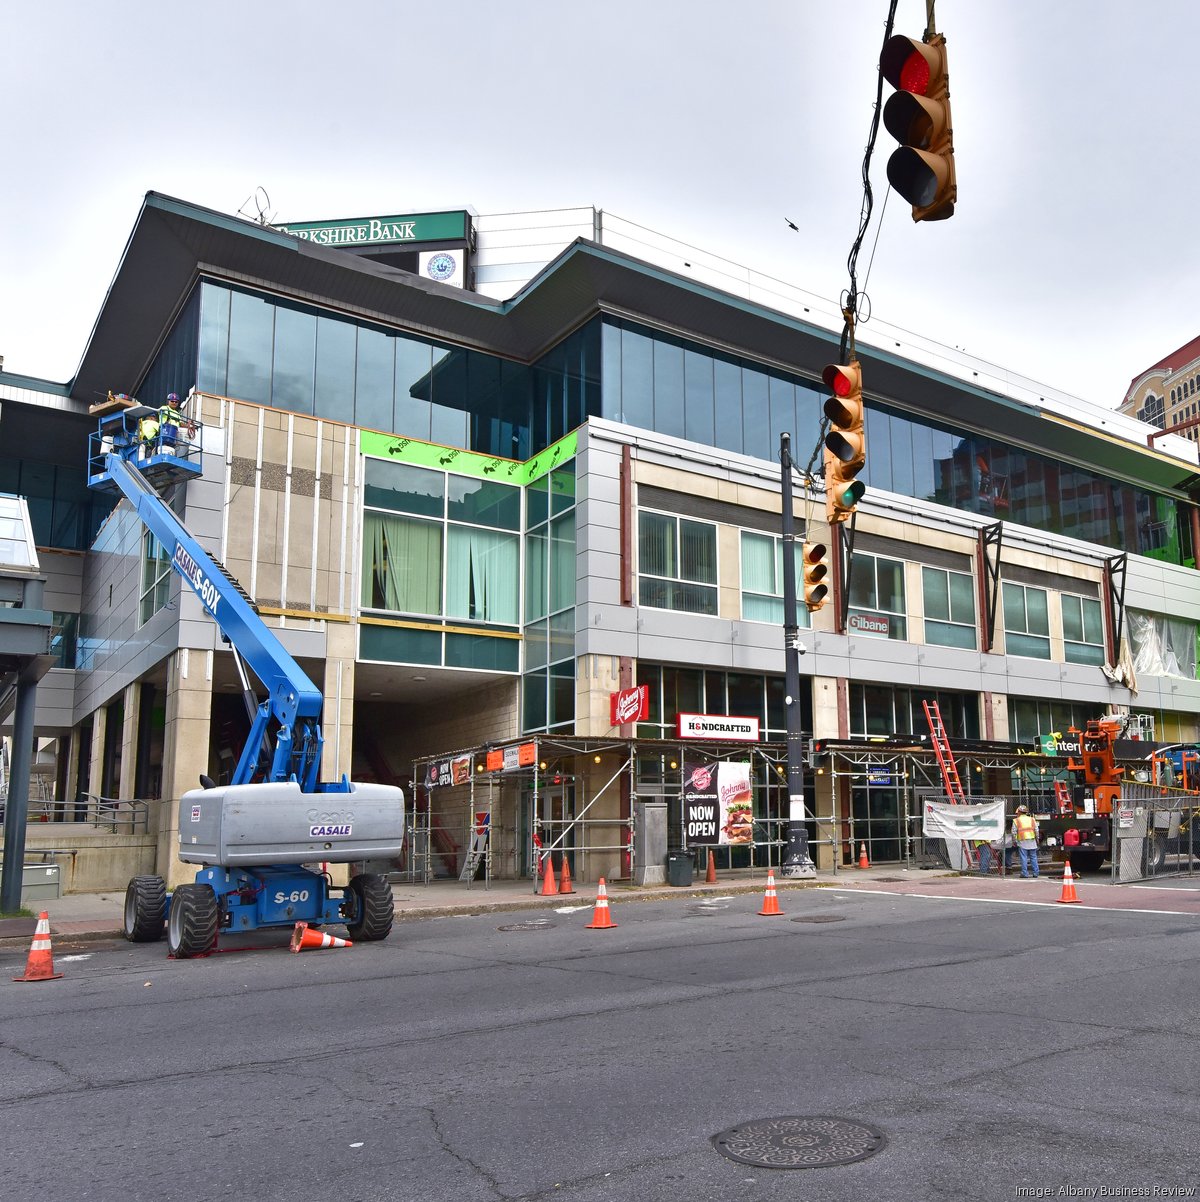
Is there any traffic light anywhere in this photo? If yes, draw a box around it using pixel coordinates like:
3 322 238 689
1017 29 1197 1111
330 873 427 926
823 359 865 523
880 32 956 222
802 541 829 612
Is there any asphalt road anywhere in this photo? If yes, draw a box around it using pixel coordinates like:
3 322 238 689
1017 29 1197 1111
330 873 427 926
2 884 1198 1202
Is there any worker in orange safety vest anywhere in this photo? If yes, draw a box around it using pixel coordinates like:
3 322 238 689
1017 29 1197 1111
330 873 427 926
1012 805 1040 879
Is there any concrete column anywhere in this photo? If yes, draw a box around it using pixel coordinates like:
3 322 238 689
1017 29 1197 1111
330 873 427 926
160 648 213 888
62 729 80 817
320 622 357 785
87 705 107 802
118 682 140 800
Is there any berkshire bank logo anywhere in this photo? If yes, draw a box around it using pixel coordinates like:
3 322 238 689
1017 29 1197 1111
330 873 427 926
426 252 458 282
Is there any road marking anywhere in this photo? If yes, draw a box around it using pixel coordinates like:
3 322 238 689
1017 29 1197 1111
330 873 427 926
826 887 1200 917
59 954 93 962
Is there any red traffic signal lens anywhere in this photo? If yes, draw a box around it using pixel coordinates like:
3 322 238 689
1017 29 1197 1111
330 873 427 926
899 50 930 94
822 362 860 397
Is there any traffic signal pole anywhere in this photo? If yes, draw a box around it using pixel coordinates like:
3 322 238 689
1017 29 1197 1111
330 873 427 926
779 432 816 879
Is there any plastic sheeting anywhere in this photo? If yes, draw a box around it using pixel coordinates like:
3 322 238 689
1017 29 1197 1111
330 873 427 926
1128 610 1198 680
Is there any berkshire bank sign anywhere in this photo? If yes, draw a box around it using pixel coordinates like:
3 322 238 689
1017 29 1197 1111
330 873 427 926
276 210 472 248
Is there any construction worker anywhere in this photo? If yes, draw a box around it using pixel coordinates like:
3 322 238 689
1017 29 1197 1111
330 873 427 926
158 393 184 450
974 839 992 874
1012 804 1040 878
137 409 160 454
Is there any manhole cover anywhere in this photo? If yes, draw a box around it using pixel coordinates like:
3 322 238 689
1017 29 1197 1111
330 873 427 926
687 902 730 916
790 915 846 924
497 919 555 932
712 1116 886 1169
871 877 908 883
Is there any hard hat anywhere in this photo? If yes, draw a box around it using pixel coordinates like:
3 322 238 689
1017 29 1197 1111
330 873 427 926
167 392 180 404
1016 804 1029 814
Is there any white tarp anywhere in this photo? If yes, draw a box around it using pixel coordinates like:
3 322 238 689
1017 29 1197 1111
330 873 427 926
922 799 1006 842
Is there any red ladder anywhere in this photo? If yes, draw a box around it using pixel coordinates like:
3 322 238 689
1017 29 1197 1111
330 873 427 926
922 700 975 870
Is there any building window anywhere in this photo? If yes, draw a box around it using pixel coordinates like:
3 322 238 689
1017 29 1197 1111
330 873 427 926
638 511 718 614
139 531 172 625
1002 582 1050 659
1061 593 1105 666
848 552 907 639
922 566 976 649
739 532 809 627
360 458 521 673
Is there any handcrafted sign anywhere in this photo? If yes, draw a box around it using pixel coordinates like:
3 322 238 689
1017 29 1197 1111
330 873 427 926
610 685 649 727
922 799 1005 841
677 714 760 742
682 759 754 844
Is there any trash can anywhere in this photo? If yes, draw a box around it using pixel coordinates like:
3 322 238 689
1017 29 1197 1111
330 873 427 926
666 850 694 887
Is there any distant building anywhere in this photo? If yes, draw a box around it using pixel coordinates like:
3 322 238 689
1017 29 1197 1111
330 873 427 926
1119 334 1200 439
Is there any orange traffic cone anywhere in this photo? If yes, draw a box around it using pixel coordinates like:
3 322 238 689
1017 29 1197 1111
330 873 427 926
540 855 559 896
585 877 617 929
1058 860 1081 904
558 856 575 895
290 921 353 952
13 911 63 982
857 842 870 870
758 869 783 916
705 848 717 884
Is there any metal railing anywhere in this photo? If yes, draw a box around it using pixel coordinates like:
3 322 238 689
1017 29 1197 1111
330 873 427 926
0 793 152 834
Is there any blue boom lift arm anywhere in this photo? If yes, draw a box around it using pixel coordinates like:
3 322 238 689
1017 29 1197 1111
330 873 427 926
87 408 326 790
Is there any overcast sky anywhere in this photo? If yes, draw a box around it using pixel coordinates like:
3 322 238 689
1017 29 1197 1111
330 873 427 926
3 1 1197 411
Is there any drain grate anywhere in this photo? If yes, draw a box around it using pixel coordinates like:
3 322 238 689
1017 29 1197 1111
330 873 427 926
712 1116 886 1169
790 915 846 924
497 918 555 932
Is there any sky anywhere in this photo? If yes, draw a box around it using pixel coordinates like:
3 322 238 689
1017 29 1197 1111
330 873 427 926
3 0 1198 411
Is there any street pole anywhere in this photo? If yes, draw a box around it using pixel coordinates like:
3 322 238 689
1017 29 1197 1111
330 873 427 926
779 433 816 878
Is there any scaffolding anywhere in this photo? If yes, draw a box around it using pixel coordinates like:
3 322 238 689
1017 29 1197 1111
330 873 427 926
407 734 843 887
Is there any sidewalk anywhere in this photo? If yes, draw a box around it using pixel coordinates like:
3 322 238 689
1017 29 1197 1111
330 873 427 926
0 863 931 946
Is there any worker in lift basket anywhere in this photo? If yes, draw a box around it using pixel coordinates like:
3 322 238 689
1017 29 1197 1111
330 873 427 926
158 393 183 450
1012 805 1040 879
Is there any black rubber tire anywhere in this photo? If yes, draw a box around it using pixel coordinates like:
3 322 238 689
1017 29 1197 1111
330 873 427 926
167 883 219 958
1070 851 1106 875
123 875 167 942
1144 834 1166 874
344 874 394 942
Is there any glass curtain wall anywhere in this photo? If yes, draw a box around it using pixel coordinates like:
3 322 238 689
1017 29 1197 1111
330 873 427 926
183 282 601 458
600 316 1190 563
522 462 577 732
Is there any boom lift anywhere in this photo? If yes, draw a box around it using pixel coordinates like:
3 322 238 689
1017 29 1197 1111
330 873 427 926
87 406 405 957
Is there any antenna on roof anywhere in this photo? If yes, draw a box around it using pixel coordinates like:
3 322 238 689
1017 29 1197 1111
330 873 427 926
237 187 277 227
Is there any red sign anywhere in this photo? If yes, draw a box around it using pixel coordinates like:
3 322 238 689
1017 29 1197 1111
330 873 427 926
610 684 649 726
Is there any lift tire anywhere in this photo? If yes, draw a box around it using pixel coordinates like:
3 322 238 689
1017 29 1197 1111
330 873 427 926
1144 834 1167 874
167 883 219 958
345 873 394 942
123 875 167 942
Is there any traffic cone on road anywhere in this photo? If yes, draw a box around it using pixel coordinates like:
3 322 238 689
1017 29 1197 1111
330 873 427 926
705 849 717 884
13 911 63 981
758 869 783 916
558 856 575 895
857 842 870 869
1058 860 1081 904
585 877 617 929
540 856 559 896
290 921 353 952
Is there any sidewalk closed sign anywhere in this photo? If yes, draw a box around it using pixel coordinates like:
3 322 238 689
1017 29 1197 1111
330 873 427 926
922 799 1006 841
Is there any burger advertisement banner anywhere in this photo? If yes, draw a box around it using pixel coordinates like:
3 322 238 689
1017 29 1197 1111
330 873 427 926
683 758 754 845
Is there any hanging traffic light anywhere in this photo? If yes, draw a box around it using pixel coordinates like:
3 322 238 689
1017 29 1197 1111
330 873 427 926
823 359 865 524
880 32 956 222
802 541 829 613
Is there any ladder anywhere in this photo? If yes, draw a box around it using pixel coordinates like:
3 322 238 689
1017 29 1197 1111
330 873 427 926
922 700 975 870
922 700 965 803
458 812 490 881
